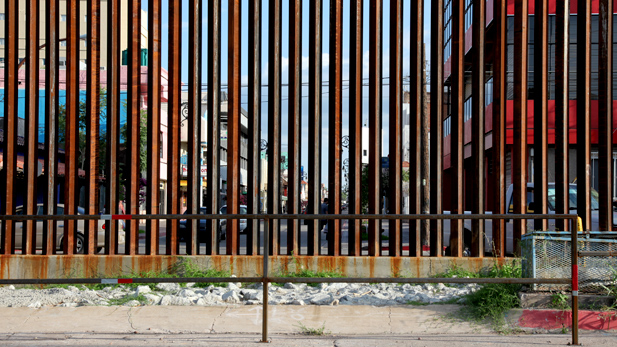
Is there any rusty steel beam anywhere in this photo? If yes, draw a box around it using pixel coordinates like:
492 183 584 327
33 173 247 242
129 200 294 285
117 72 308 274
287 0 302 256
450 0 464 257
492 0 507 256
513 0 529 250
207 0 221 256
227 0 241 255
409 0 423 257
268 0 282 256
64 0 80 255
368 0 382 257
1 0 18 254
328 0 343 257
23 0 40 254
388 0 402 257
85 0 101 255
287 0 302 255
533 0 549 232
247 0 261 256
555 0 570 232
348 0 363 257
471 0 486 257
44 0 60 255
577 0 592 231
308 0 322 256
167 0 182 255
429 0 444 257
598 0 613 231
105 0 121 254
126 0 142 255
146 0 162 255
187 0 202 255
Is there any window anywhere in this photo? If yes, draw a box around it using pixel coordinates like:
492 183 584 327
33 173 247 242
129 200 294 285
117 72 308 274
443 0 452 62
485 78 493 107
363 150 367 156
160 132 163 158
464 97 473 122
443 117 451 137
60 15 67 22
0 13 5 20
0 38 5 46
60 41 67 47
464 0 473 30
84 15 87 22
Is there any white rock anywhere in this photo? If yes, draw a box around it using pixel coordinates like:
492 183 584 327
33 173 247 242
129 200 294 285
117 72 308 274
284 283 297 290
310 294 333 305
27 301 42 309
159 295 173 306
156 283 180 292
7 285 15 291
222 290 240 303
291 299 306 305
124 300 141 307
195 298 207 306
144 294 161 305
178 289 196 298
135 285 152 295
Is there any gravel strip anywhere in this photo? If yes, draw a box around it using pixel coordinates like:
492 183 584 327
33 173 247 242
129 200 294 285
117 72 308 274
0 280 480 308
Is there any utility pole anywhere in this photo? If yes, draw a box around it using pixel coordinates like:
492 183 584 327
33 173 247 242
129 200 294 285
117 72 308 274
421 43 430 246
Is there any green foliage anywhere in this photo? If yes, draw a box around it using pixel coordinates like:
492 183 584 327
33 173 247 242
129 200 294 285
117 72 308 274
273 254 345 287
179 261 230 288
435 264 480 279
294 321 330 336
550 292 571 310
462 261 522 328
108 294 148 306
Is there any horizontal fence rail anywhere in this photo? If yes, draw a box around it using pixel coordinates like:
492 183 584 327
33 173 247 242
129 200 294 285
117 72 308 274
0 214 581 344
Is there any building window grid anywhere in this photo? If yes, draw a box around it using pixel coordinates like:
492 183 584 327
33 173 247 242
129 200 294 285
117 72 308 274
0 13 5 20
485 77 493 107
443 117 452 138
444 0 453 62
465 0 473 30
464 97 473 122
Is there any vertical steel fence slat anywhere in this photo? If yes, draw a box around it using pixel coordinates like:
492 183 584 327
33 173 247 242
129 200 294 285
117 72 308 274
598 0 613 231
368 0 382 257
349 0 363 257
471 0 485 257
1 0 18 254
126 0 142 255
167 0 182 255
147 0 162 255
328 0 343 257
492 0 507 256
227 0 241 255
450 0 465 257
85 0 101 255
429 0 444 257
187 0 202 255
207 0 221 256
409 0 423 257
105 0 121 255
44 0 59 255
64 0 80 255
24 0 40 255
533 0 549 232
308 0 322 256
577 0 592 230
267 0 282 256
247 0 262 256
388 0 402 257
287 0 302 256
513 0 529 251
555 0 570 232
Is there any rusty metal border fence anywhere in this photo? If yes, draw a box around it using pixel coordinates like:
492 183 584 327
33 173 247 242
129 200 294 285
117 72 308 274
0 213 581 344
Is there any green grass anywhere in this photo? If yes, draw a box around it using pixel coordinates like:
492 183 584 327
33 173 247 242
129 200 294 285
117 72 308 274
108 294 148 306
294 321 330 336
461 261 523 330
273 268 345 288
550 293 571 310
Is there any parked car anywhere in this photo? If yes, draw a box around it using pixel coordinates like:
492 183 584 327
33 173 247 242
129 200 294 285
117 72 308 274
0 204 126 254
178 205 248 242
442 183 616 256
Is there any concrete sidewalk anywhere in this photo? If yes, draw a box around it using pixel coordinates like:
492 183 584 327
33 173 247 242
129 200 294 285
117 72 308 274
1 305 616 346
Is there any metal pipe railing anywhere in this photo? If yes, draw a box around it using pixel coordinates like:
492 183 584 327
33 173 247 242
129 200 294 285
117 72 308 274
0 214 581 344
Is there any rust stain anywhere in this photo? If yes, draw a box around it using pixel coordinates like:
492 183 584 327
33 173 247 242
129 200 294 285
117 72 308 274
368 257 375 278
391 257 402 277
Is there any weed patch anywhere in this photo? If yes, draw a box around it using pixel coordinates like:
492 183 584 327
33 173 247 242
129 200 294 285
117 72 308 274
294 321 330 336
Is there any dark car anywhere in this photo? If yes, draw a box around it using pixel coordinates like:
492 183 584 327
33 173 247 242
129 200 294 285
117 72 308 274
178 207 209 242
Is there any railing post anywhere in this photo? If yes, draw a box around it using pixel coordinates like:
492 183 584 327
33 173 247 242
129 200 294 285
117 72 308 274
262 217 270 343
572 216 580 345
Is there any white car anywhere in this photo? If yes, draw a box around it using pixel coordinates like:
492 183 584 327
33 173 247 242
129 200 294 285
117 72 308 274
219 205 248 240
0 204 126 253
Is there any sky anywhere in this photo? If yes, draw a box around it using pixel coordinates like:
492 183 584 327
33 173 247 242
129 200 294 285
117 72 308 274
148 0 432 185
